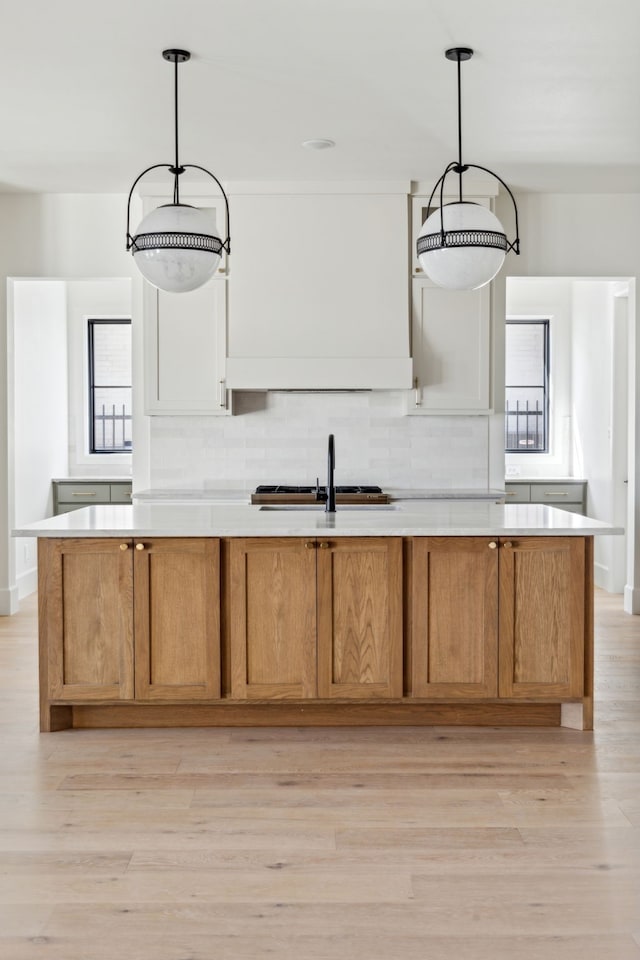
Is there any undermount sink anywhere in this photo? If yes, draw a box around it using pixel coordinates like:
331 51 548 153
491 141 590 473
259 504 398 511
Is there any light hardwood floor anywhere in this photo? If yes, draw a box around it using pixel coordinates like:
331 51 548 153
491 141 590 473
0 589 639 959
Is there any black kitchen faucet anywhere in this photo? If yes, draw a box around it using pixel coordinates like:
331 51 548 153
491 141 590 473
326 434 336 513
315 434 336 513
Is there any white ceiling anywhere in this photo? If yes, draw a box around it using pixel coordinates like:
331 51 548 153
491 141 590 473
1 0 639 195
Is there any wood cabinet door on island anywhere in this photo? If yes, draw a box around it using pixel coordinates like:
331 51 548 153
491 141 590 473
134 538 221 701
39 537 221 710
228 538 317 699
228 537 403 700
410 537 499 699
39 538 134 702
317 537 403 699
409 536 586 701
499 537 585 699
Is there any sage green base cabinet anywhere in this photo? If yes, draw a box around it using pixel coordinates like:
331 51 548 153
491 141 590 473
505 481 586 515
53 480 132 515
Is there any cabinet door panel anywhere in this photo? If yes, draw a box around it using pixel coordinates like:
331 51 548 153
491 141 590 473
40 538 134 701
144 280 228 415
410 538 498 698
317 537 402 699
134 538 220 700
499 537 585 698
229 538 317 699
409 279 490 413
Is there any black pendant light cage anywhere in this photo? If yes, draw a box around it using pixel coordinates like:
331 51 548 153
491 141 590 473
416 47 520 258
126 49 230 258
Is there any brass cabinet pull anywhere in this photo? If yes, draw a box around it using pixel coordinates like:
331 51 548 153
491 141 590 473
545 491 568 497
119 543 129 551
304 541 315 550
135 543 145 551
319 541 330 550
505 492 517 496
503 541 513 548
488 541 497 549
413 376 421 407
71 491 97 497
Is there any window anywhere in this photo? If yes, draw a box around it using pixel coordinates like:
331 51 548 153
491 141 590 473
88 319 132 454
505 319 549 453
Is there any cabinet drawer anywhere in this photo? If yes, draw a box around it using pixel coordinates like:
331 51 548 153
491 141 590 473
530 483 585 504
504 483 530 502
55 483 111 504
110 483 133 503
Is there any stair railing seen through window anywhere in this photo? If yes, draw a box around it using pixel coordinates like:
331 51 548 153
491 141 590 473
505 318 549 454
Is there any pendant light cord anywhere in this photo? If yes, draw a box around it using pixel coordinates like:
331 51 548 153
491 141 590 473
456 52 463 202
173 56 180 204
125 47 232 256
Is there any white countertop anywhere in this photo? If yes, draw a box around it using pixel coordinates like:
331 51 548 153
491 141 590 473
52 477 132 483
13 502 623 539
133 487 505 503
505 477 587 484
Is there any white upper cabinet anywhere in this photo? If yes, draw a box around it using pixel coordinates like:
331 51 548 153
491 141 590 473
407 189 494 415
140 194 230 416
144 280 229 415
408 278 491 415
225 186 412 389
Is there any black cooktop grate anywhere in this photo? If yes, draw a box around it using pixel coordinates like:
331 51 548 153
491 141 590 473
255 484 383 494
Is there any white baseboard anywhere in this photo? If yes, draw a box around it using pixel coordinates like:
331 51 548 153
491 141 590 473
17 567 37 601
0 585 20 616
624 585 640 615
561 702 586 730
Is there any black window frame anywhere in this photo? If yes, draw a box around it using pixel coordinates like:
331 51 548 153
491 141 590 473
88 318 133 455
505 318 550 454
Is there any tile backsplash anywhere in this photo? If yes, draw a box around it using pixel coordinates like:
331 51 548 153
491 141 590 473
149 392 490 491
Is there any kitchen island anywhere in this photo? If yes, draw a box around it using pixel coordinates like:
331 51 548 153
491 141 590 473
15 502 621 733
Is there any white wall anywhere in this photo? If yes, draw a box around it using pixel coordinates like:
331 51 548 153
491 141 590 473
0 193 146 613
11 280 68 599
499 194 640 279
571 281 616 588
505 278 573 478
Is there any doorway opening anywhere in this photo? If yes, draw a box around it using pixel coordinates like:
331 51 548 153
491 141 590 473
505 276 634 601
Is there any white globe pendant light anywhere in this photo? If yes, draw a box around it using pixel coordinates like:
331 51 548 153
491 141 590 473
126 50 230 294
132 203 221 294
417 48 520 291
418 202 507 291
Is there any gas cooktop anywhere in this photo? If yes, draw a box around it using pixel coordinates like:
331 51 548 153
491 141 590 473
255 485 383 495
251 484 390 504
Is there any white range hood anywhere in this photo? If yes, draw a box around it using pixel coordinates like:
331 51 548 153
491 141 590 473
225 183 412 390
